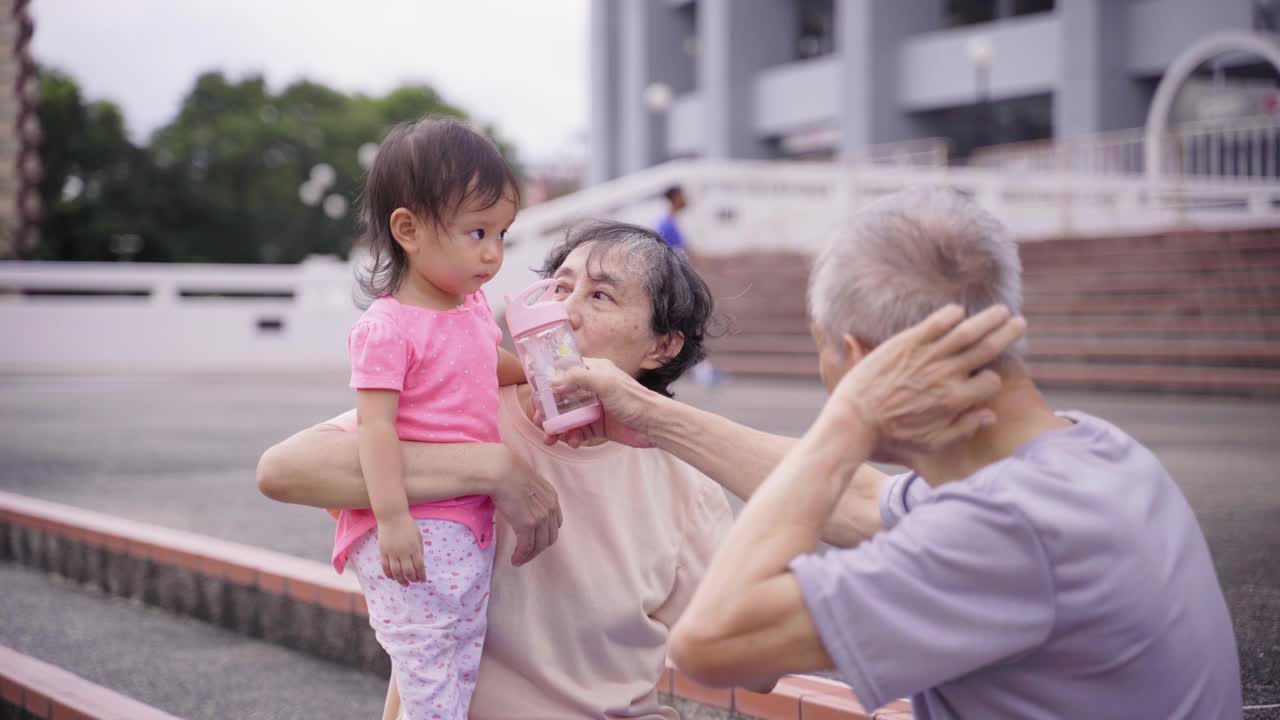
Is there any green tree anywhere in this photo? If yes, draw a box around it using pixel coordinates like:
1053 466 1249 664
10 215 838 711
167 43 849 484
147 72 520 263
34 68 522 264
32 69 172 261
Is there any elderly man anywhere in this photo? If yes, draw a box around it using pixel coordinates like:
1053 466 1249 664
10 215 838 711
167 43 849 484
554 189 1242 719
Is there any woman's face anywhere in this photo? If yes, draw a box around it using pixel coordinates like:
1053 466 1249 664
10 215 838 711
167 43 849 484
548 242 673 379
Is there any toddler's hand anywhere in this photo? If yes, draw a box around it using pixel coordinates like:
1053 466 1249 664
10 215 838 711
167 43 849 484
378 513 425 586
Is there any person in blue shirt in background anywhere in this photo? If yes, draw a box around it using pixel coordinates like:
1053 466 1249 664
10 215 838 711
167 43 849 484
656 184 725 385
656 185 688 252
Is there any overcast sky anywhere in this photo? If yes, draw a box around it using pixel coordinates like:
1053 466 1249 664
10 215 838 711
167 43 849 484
30 0 589 165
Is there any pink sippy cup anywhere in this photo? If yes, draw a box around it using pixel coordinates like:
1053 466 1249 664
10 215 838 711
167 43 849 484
505 278 603 435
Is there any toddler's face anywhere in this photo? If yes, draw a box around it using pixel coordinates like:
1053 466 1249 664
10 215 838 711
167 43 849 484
414 189 517 296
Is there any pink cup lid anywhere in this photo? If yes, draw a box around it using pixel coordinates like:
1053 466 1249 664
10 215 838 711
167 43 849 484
505 278 569 337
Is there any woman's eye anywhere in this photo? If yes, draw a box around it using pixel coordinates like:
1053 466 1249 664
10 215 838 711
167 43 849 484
592 291 612 302
553 284 570 296
468 229 486 240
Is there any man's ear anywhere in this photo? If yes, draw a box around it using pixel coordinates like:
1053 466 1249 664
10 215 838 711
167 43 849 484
389 208 420 255
842 333 872 365
640 331 685 371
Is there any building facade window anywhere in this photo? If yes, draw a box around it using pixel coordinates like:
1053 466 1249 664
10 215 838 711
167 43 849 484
944 0 998 28
1011 0 1055 18
944 0 1055 27
796 0 836 60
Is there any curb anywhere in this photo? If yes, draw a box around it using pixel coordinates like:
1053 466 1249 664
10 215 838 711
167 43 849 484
0 645 183 720
0 491 388 676
0 491 909 719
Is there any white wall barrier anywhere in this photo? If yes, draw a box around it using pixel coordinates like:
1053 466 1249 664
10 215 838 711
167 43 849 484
1 257 365 374
5 160 1280 374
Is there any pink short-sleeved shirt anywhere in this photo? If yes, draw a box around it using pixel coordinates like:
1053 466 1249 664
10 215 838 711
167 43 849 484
331 290 502 572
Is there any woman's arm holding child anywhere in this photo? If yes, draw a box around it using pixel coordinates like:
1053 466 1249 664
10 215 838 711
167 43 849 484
497 347 526 386
256 420 562 567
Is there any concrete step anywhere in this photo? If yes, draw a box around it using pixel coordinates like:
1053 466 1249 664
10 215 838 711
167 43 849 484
703 252 1280 286
1029 362 1280 393
728 315 1280 337
712 287 1280 319
1023 292 1280 314
698 230 1280 273
1025 270 1280 295
2 644 183 720
1029 339 1280 364
1025 246 1280 273
0 563 386 720
1019 230 1280 257
1026 260 1280 279
709 336 1280 365
1024 256 1280 278
709 353 1280 394
1025 315 1280 338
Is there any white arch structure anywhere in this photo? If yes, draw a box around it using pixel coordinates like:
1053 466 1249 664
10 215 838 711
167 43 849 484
1145 31 1280 182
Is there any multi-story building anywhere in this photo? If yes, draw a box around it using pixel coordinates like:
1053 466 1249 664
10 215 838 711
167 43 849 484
588 0 1280 183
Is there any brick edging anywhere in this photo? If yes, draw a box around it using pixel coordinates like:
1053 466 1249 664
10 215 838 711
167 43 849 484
0 644 183 720
0 491 909 719
0 491 388 676
656 664 911 720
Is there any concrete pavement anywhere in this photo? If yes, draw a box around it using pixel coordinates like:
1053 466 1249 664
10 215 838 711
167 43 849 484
1 372 1277 708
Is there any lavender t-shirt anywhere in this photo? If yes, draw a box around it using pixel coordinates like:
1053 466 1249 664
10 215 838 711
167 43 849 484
790 412 1242 720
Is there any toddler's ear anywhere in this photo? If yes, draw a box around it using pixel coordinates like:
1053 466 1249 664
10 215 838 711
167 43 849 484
389 208 419 254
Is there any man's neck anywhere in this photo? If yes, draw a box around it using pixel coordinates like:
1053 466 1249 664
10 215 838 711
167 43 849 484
909 364 1072 488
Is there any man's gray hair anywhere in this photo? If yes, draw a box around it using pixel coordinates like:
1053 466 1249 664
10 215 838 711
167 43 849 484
808 187 1023 358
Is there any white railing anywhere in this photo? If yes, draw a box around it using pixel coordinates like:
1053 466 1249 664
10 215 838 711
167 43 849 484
503 157 1280 259
489 157 1280 333
0 255 355 308
5 158 1280 374
857 137 950 169
971 114 1280 184
0 256 362 373
1165 115 1280 181
970 127 1146 177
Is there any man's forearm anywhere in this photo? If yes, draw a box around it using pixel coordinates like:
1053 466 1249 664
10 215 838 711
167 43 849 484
670 404 874 684
699 405 871 604
256 425 510 509
646 396 886 547
648 396 796 499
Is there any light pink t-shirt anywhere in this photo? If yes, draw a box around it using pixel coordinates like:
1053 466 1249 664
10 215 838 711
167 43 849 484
331 291 502 572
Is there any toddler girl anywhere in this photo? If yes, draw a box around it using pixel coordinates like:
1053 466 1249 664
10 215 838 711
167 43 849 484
335 115 524 719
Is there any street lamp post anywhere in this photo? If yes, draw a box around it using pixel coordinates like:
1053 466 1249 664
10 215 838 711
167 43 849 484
967 36 995 156
644 82 674 165
643 82 674 115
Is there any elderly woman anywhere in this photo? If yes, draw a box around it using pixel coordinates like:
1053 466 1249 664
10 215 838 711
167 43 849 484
256 220 1019 718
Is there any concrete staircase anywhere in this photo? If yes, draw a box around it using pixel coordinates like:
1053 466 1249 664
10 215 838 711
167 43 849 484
699 228 1280 396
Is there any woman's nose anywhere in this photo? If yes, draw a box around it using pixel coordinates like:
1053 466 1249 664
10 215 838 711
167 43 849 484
564 294 584 330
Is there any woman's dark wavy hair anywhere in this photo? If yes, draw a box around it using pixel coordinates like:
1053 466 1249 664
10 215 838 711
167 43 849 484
356 115 519 303
537 221 720 398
